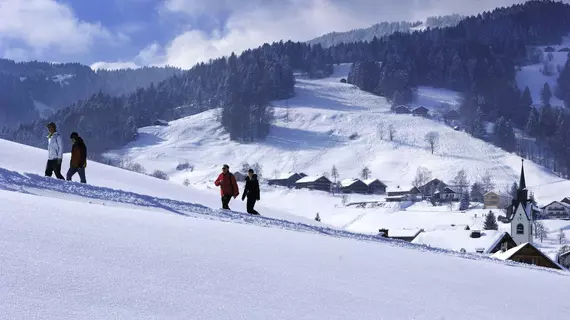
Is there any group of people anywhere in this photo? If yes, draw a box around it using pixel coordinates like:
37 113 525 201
45 122 260 214
214 164 261 215
45 122 88 183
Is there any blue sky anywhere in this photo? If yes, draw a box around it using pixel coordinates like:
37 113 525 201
0 0 557 69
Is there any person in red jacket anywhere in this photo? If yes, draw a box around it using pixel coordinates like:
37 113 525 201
214 164 239 209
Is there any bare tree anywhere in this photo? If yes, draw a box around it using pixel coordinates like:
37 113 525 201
389 124 396 141
424 132 440 154
361 166 371 180
558 229 567 244
480 171 495 193
413 166 432 191
535 221 548 243
453 169 469 193
377 121 385 140
331 165 339 183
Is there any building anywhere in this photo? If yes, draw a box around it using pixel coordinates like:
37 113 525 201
386 185 421 202
484 191 511 209
541 201 570 219
294 176 332 192
557 249 570 269
267 173 304 188
444 110 460 122
561 197 570 205
419 178 446 197
363 179 387 194
493 243 563 270
233 172 246 182
339 178 369 194
393 105 411 114
379 228 424 242
436 186 461 202
412 106 429 117
507 160 533 245
411 230 517 254
153 119 169 126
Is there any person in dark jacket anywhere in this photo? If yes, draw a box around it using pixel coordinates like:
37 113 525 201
214 164 239 209
66 132 87 183
242 168 260 215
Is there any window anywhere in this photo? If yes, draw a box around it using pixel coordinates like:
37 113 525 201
517 224 524 234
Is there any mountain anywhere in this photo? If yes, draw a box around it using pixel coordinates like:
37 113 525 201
307 14 464 48
0 59 182 128
1 138 570 319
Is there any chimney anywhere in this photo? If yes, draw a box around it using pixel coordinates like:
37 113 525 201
378 228 389 237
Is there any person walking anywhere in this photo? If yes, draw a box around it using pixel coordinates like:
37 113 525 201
66 132 87 183
45 122 65 180
214 164 239 210
242 168 260 215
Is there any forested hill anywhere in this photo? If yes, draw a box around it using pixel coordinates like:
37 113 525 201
5 0 570 173
0 59 182 128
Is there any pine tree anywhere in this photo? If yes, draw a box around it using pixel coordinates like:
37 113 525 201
483 211 499 230
470 182 484 202
557 229 566 244
459 191 470 210
361 167 371 180
525 107 539 137
472 107 486 138
521 86 533 109
541 82 552 107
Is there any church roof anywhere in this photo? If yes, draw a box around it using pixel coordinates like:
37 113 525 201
519 159 527 190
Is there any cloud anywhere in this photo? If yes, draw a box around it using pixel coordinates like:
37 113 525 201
0 0 125 59
100 0 567 69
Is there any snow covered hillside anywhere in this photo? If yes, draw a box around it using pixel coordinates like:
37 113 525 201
107 64 570 228
2 139 570 319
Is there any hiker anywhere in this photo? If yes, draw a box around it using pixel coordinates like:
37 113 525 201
214 164 239 209
242 168 260 215
45 122 65 180
66 132 87 183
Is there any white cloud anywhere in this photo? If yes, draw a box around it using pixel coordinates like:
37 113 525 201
90 61 140 71
105 0 568 69
0 0 123 59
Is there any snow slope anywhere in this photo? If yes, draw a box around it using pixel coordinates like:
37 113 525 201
2 139 570 318
107 64 570 231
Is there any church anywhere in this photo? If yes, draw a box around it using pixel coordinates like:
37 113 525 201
505 160 536 245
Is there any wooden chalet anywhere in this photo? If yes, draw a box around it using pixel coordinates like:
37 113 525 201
492 242 564 270
419 178 446 196
412 230 517 254
267 173 304 188
435 186 461 202
339 178 369 194
561 197 570 205
412 106 429 117
386 185 421 202
295 175 332 192
233 171 246 182
557 250 570 270
153 119 169 126
541 201 570 219
393 105 411 114
484 191 511 209
379 228 424 242
363 179 387 194
443 110 460 122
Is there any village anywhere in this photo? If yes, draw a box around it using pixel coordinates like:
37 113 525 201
231 161 570 271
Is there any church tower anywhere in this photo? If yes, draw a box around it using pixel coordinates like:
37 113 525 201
510 159 533 245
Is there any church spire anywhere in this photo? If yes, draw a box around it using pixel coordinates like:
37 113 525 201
519 159 526 190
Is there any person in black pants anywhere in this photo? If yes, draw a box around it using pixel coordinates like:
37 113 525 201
66 132 87 183
242 168 260 215
45 122 65 180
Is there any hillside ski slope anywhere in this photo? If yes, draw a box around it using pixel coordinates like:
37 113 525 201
108 64 570 211
1 141 570 319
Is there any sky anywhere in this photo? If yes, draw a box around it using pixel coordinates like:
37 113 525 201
0 0 564 70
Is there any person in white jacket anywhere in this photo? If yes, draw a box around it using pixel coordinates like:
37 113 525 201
45 122 65 180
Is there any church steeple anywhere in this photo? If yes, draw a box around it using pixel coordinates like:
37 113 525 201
517 159 528 202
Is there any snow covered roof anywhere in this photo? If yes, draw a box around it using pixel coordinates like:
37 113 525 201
387 229 424 238
411 230 509 254
387 185 414 193
275 172 299 180
362 179 385 186
492 243 565 270
296 175 327 184
340 178 363 187
541 201 570 210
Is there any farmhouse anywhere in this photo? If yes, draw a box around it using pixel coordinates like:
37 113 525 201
412 106 429 117
386 185 421 202
267 173 304 188
233 171 246 182
295 176 332 192
443 110 460 122
541 201 570 219
411 230 517 254
484 191 511 209
558 250 570 270
493 242 563 270
339 178 369 194
363 178 387 194
393 105 411 114
435 186 461 202
419 178 446 197
379 228 424 242
153 119 169 126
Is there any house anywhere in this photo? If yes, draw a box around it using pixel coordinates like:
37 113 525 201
561 197 570 205
339 178 369 194
436 186 461 202
557 250 570 270
233 171 246 182
295 175 332 192
544 46 555 52
379 228 424 242
541 201 570 219
411 230 517 254
363 179 387 194
393 105 411 114
340 78 347 83
493 242 563 270
443 110 460 122
154 119 169 126
484 191 511 209
419 178 446 197
386 185 421 202
558 47 570 52
412 106 429 117
267 172 304 188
